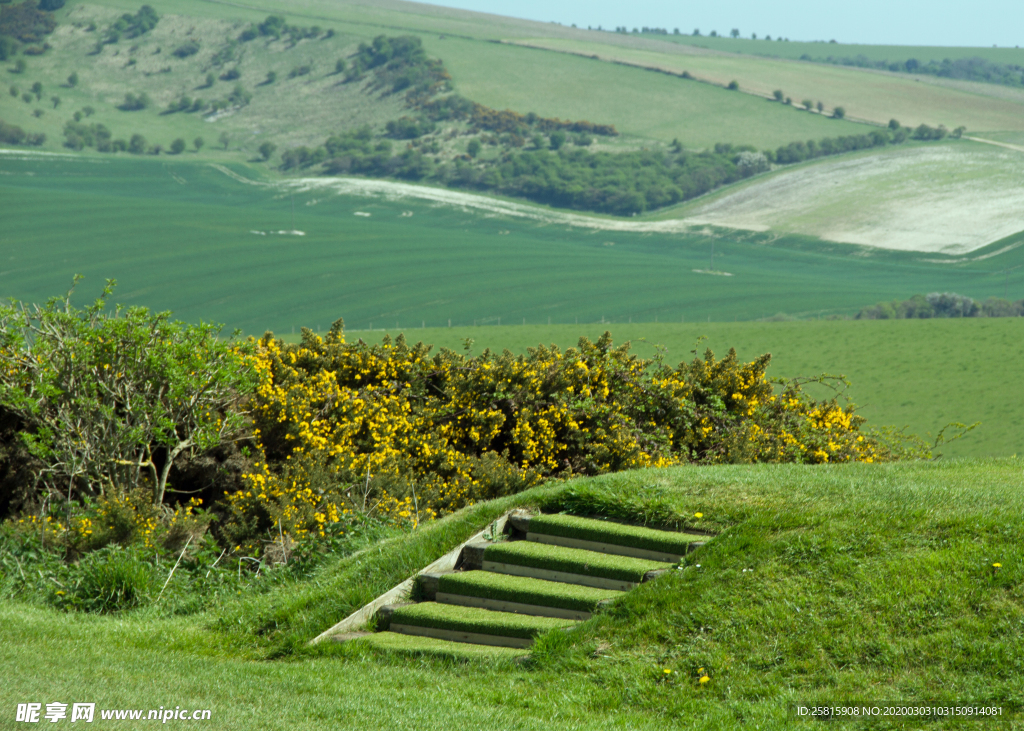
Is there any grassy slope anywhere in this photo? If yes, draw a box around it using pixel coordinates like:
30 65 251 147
652 34 1024 66
641 141 1024 254
424 37 867 149
366 319 1024 460
3 461 1023 729
9 0 1023 155
506 37 1024 133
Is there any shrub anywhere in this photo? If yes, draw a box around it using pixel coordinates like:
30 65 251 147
384 115 435 139
171 40 199 58
118 91 150 110
170 137 185 154
0 278 257 509
222 326 911 553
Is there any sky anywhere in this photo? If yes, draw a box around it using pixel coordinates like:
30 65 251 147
424 0 1023 48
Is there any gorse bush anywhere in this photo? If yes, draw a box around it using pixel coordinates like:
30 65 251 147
222 324 917 553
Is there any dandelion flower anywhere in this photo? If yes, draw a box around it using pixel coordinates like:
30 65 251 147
663 668 672 675
993 563 1002 568
694 512 703 519
699 675 710 684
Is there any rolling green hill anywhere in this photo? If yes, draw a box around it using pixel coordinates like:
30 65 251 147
3 152 1022 332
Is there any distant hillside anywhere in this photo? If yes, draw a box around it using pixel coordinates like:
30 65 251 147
2 0 1022 233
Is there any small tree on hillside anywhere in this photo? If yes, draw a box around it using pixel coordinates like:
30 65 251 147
218 131 230 150
466 139 481 158
193 136 204 151
67 72 79 88
727 80 739 90
773 89 784 101
51 95 60 109
730 28 740 38
258 141 276 161
888 118 901 130
832 106 846 119
128 133 147 154
170 137 186 154
31 81 43 100
816 101 824 113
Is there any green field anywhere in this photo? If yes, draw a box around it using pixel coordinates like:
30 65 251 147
3 153 1023 333
504 37 1024 133
422 37 868 149
3 460 1024 728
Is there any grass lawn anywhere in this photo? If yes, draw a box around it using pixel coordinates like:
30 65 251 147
3 460 1023 729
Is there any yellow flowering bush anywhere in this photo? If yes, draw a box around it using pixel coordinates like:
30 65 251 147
13 490 208 557
224 323 915 552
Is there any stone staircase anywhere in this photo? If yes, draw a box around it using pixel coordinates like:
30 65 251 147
358 510 709 654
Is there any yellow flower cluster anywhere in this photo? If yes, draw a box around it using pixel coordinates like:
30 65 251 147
224 327 892 553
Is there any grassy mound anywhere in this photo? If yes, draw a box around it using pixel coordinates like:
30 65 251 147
438 571 622 613
483 540 675 583
528 513 705 555
3 460 1023 727
387 602 572 639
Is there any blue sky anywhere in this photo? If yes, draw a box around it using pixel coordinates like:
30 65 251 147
426 0 1022 48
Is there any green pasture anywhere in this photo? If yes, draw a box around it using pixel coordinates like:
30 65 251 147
421 37 869 149
2 460 1024 728
3 154 1022 337
361 318 1024 460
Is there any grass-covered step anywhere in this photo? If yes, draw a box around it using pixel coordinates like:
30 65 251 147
356 630 528 660
482 540 674 590
436 571 622 620
384 602 574 649
523 513 707 561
